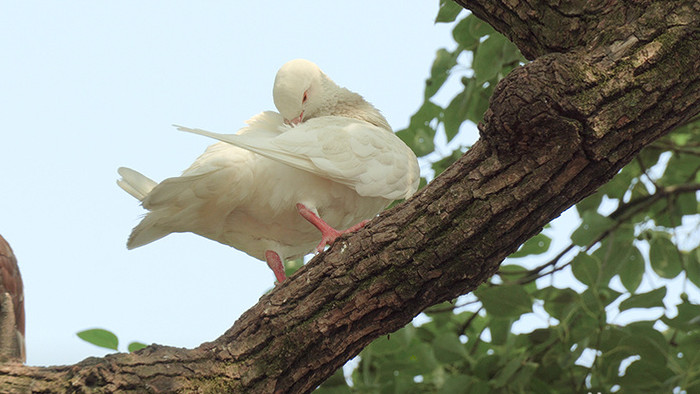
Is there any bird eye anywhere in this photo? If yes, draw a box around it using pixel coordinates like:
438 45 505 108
302 91 308 104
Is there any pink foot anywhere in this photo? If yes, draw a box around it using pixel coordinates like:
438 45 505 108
296 203 370 253
265 250 286 283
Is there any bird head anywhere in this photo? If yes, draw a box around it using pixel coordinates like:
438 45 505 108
273 59 327 126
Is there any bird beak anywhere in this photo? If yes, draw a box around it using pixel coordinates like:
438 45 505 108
285 111 304 126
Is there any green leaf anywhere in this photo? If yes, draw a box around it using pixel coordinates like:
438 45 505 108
128 342 147 353
77 328 119 351
594 234 636 288
473 354 500 381
397 101 441 157
492 353 526 388
284 258 303 277
528 328 552 346
391 342 439 376
629 180 651 202
432 332 468 364
498 263 537 293
659 153 700 186
619 287 667 311
318 368 350 390
676 191 696 216
510 233 552 258
425 48 459 99
580 288 604 317
619 360 674 389
527 377 556 394
593 224 634 268
661 298 700 331
537 287 579 321
598 287 623 308
435 0 462 23
465 379 491 394
476 284 532 318
473 34 508 84
637 145 663 169
649 236 683 279
618 246 645 293
410 100 443 126
598 162 638 200
623 322 670 363
489 317 513 345
467 14 495 38
370 325 414 355
464 77 492 124
576 192 603 215
686 248 700 289
443 89 470 142
472 33 522 85
571 211 614 246
509 361 538 390
402 126 436 157
452 17 479 49
437 374 473 394
571 253 600 287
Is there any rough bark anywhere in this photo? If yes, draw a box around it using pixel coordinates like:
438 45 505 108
1 1 699 392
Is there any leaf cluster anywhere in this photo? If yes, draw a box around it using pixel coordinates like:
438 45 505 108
318 3 700 393
77 328 147 353
396 1 525 180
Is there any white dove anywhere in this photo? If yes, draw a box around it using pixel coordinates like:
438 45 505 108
118 59 419 283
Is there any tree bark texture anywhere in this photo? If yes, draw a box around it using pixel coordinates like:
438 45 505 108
1 1 698 392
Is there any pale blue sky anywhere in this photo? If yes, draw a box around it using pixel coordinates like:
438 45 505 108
0 1 467 365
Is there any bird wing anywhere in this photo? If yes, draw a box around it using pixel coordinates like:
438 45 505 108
142 142 255 210
176 115 419 200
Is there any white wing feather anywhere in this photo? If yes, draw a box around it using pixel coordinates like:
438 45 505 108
176 115 419 200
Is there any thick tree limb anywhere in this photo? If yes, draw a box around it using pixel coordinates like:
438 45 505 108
1 1 699 392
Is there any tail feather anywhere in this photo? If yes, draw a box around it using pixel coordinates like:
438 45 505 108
118 167 169 248
126 216 171 249
117 167 157 201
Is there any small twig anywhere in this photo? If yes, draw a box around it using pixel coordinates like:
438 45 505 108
647 142 700 156
610 183 700 220
459 306 484 335
424 298 481 314
577 316 606 392
507 183 700 285
469 321 487 356
636 155 659 190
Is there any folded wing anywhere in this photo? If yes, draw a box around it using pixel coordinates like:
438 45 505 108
176 115 419 201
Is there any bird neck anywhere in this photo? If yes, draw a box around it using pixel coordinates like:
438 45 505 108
319 77 392 131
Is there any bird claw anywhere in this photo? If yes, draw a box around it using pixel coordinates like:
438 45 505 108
314 230 341 253
313 220 369 253
296 203 370 253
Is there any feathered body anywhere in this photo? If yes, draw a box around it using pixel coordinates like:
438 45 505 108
119 59 419 280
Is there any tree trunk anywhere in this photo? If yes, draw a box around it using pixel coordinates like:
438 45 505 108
2 1 698 392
